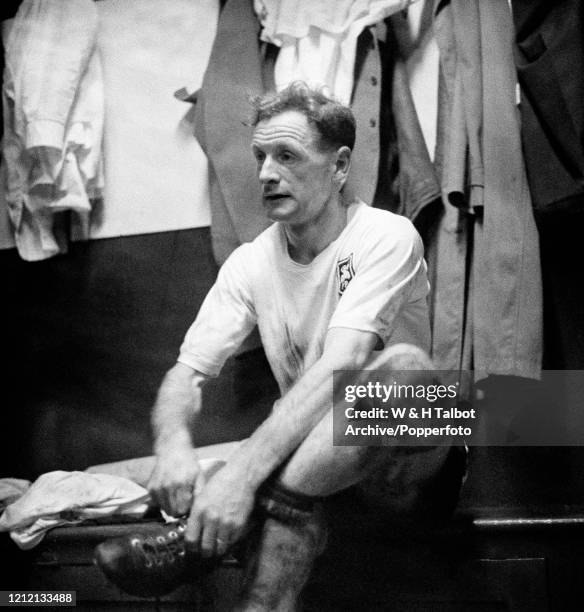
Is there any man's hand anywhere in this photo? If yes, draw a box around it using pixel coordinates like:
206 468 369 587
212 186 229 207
149 363 209 517
185 464 255 558
148 445 202 517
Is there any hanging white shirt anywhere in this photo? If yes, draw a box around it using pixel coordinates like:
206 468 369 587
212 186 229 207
1 0 104 260
254 0 417 103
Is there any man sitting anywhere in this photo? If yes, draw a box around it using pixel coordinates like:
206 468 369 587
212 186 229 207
96 82 465 611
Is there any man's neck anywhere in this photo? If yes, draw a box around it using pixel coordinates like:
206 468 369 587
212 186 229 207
283 196 350 265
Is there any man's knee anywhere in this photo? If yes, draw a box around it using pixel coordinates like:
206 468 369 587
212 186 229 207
369 342 434 371
355 444 467 531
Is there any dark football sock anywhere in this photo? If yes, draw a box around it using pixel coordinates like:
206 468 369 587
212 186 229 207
257 480 325 526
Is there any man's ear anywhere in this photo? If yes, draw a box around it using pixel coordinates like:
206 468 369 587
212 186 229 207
333 146 351 188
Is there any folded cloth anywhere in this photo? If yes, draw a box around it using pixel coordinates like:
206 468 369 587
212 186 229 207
0 471 149 550
0 478 31 511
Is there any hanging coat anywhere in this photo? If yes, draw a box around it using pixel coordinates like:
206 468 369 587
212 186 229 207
430 0 542 380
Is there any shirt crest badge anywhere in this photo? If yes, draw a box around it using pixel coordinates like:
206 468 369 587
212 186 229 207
337 253 355 296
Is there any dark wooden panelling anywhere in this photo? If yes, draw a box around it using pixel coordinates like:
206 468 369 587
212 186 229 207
0 229 277 478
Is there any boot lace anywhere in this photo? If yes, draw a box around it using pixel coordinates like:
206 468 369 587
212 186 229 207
130 522 187 568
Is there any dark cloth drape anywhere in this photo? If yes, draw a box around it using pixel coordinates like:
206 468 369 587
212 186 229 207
512 0 584 214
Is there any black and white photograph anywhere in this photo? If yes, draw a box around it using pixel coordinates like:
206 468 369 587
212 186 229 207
1 1 583 610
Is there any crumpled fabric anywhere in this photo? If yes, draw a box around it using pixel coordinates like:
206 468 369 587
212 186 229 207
1 0 104 261
0 478 31 512
0 471 149 550
254 0 416 103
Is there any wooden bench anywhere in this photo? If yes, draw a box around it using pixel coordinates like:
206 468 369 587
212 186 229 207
3 505 584 610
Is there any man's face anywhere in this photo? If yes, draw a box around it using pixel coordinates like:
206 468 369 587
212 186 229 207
251 110 340 225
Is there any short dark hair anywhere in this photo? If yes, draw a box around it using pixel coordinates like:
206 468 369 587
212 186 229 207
250 81 356 151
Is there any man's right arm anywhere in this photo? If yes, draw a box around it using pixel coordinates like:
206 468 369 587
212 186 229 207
148 362 210 516
148 244 257 516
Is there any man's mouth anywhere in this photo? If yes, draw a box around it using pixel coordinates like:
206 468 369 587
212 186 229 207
263 193 289 202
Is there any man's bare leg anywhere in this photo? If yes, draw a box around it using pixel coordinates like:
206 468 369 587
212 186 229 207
236 408 393 611
235 507 327 612
237 344 434 611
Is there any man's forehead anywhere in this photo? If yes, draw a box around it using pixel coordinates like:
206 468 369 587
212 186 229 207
252 110 317 147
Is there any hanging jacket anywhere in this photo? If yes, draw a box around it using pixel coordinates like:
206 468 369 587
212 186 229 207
430 0 542 380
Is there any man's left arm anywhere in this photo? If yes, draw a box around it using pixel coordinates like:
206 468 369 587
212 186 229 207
185 326 378 555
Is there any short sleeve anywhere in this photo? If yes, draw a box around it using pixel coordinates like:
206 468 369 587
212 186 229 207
178 244 258 376
328 217 429 344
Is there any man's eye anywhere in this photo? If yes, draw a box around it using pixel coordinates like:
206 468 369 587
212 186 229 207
279 151 294 162
255 152 265 163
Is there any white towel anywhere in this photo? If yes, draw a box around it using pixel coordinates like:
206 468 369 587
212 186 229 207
0 471 149 550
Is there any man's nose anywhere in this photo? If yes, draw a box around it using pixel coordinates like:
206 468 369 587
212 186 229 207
258 157 279 183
